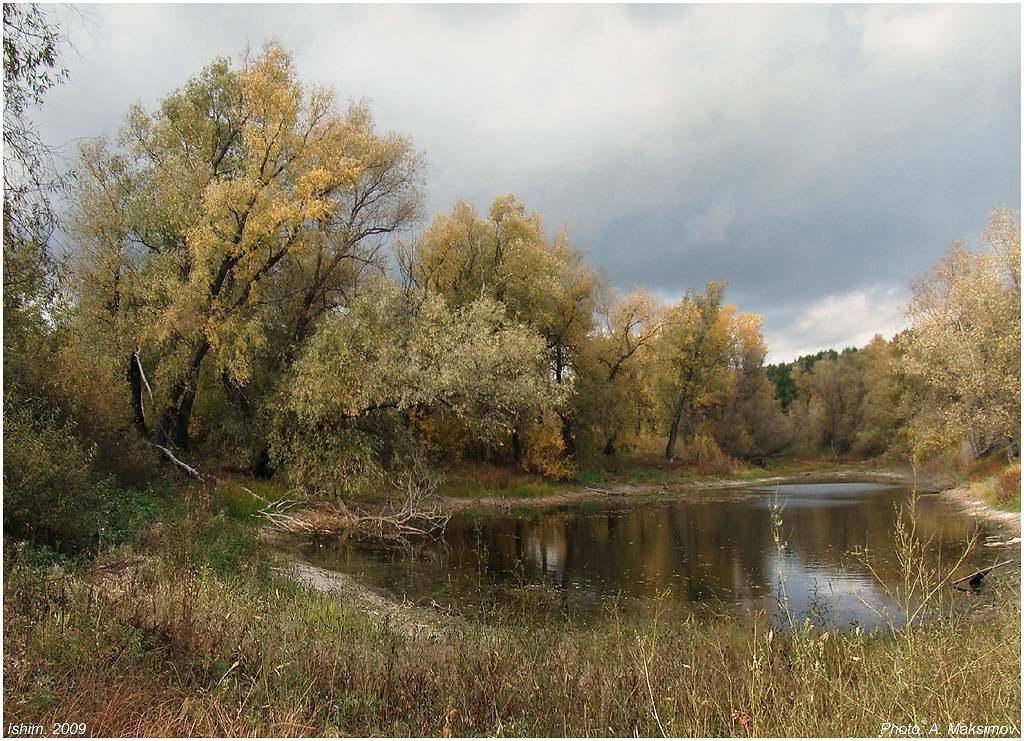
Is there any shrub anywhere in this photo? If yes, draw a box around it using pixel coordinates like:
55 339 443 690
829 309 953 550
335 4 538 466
997 463 1021 505
3 401 109 549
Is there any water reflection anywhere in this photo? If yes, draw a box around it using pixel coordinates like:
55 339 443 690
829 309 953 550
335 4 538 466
300 483 1016 629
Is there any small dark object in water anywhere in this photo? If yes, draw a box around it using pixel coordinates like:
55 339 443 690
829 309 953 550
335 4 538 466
952 560 1014 592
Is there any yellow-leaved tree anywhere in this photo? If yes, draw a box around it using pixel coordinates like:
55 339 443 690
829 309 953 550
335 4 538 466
399 195 597 468
571 287 666 458
658 280 732 461
712 308 791 459
900 207 1021 460
72 44 422 450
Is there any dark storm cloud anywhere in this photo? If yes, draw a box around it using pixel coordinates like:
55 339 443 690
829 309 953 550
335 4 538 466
35 4 1020 361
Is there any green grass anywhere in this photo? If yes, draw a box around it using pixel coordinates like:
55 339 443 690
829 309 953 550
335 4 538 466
212 478 292 521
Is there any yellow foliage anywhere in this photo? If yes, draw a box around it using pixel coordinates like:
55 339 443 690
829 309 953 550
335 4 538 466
901 207 1021 459
521 414 576 480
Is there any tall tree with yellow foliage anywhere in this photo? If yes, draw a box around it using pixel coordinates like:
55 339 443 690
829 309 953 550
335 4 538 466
900 208 1021 460
658 280 731 461
72 44 422 449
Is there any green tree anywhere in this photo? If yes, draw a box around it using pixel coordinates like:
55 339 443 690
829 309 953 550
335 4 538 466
3 3 67 330
270 279 563 495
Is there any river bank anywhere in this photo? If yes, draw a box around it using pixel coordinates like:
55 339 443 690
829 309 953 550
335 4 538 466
940 484 1021 535
440 468 927 513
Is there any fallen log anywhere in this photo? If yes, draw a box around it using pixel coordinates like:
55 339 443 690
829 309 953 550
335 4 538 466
951 560 1015 591
149 442 267 502
584 486 623 496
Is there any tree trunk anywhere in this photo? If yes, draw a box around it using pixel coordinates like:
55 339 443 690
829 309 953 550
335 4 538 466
164 339 210 449
127 352 149 437
561 414 576 456
220 371 252 422
665 397 686 460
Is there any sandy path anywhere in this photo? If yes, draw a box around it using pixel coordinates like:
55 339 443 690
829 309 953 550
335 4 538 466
271 561 461 639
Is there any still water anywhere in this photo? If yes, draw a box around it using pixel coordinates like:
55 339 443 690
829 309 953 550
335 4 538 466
299 481 1017 630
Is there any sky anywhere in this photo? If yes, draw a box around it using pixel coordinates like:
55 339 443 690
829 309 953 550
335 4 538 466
34 3 1021 362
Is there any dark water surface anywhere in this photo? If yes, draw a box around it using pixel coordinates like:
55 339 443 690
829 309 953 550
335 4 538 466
299 482 1017 630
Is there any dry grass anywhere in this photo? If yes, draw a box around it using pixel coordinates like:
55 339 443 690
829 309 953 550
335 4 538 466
968 461 1021 512
4 529 1020 738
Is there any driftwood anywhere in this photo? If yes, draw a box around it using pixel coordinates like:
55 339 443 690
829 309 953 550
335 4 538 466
951 560 1015 592
583 485 623 496
150 441 450 542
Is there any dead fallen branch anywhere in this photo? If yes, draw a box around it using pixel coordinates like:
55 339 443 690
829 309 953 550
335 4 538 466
952 560 1016 591
259 460 451 542
149 442 267 503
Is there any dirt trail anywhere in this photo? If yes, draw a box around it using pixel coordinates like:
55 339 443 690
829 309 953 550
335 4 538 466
271 561 461 639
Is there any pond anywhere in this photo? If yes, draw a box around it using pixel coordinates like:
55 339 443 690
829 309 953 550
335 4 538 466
297 481 1018 630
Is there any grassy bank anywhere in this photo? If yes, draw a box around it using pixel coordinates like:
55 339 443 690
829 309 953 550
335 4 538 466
3 482 1020 738
963 460 1022 513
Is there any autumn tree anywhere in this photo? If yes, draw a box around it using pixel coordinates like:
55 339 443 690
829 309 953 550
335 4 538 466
658 280 731 461
792 349 864 457
3 3 67 327
712 308 791 459
4 7 158 549
72 44 423 450
401 195 597 384
270 279 564 494
570 287 666 457
400 195 597 463
900 208 1021 460
850 335 902 458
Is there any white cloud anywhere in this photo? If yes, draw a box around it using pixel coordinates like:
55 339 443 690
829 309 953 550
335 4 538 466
31 3 1019 364
763 284 909 364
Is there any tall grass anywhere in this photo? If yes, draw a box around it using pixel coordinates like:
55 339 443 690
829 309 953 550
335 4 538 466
4 537 1019 737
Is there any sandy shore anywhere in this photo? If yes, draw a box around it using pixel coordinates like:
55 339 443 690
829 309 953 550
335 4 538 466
271 561 461 638
939 485 1021 537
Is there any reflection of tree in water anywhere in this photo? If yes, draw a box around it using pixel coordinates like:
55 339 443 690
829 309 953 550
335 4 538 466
443 488 997 604
303 485 1006 627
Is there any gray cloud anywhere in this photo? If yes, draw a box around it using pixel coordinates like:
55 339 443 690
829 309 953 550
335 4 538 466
35 4 1020 362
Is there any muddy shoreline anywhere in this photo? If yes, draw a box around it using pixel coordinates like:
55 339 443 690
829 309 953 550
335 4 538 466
939 484 1021 535
439 468 935 513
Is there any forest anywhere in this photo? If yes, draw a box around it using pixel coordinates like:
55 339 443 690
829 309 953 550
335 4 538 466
4 12 1021 738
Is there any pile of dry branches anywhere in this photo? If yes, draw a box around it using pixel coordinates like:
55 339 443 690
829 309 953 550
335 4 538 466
257 464 451 542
